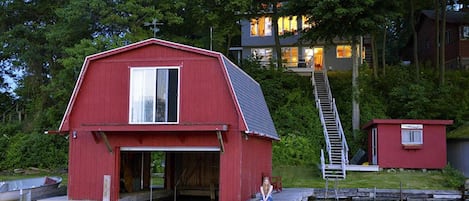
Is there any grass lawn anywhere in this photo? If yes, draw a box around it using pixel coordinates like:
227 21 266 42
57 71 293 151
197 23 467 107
1 166 462 191
273 166 460 190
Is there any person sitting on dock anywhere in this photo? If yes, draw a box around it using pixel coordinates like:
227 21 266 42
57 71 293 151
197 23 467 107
260 177 273 201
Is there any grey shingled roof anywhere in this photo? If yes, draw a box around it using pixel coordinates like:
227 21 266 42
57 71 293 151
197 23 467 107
222 56 279 140
422 10 469 24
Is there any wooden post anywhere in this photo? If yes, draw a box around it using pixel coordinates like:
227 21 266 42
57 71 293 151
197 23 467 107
103 175 111 201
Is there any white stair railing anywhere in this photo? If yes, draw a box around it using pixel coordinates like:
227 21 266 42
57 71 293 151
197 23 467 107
320 149 326 179
313 69 349 180
333 98 349 165
317 99 332 163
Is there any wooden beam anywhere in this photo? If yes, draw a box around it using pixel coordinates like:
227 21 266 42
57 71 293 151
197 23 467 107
217 131 224 153
99 131 113 153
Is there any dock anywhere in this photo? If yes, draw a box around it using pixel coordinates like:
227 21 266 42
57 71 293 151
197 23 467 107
38 187 463 201
248 188 314 201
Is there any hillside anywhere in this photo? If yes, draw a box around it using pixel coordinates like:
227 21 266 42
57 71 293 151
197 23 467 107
241 61 469 166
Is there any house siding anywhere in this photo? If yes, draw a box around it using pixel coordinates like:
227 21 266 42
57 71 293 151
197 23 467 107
364 119 452 169
63 39 276 201
239 18 362 70
409 10 469 69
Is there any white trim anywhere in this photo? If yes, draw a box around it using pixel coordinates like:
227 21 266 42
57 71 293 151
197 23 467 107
59 38 220 131
120 146 220 152
59 59 90 130
221 58 250 132
128 66 180 124
401 124 423 129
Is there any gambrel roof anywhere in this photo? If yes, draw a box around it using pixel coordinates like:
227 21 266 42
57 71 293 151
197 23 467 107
59 38 278 140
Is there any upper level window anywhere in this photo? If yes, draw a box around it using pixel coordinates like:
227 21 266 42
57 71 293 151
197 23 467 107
462 26 469 39
278 16 298 35
401 124 423 145
129 67 179 124
302 16 313 30
250 17 272 37
336 45 352 58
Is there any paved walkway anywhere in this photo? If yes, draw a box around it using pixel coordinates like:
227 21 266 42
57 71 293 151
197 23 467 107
248 188 314 201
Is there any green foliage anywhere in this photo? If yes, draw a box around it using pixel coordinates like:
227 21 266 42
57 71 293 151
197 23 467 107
327 65 469 154
241 60 323 166
442 164 466 189
0 133 68 170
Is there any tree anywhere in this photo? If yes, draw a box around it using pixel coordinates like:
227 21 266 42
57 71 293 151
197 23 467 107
284 0 400 134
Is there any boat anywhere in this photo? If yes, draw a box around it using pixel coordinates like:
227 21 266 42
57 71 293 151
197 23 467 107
0 176 62 201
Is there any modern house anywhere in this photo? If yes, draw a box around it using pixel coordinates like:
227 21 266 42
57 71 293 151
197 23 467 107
58 38 278 201
402 10 469 69
362 119 453 169
231 12 372 74
447 124 469 177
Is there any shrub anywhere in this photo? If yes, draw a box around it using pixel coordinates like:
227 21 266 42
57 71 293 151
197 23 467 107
1 132 68 170
442 164 466 189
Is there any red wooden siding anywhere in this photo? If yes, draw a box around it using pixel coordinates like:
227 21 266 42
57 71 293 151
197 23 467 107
69 45 237 127
241 136 272 200
364 119 452 169
62 39 276 201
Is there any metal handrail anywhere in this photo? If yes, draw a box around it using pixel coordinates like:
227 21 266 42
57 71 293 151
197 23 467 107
322 67 333 107
317 99 332 162
341 149 347 179
313 71 331 163
320 149 326 179
333 98 349 164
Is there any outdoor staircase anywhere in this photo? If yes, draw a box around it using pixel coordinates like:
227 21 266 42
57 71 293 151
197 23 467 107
312 70 349 182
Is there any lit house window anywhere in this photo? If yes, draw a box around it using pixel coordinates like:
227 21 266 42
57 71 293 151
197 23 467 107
278 16 298 35
304 48 314 64
251 48 273 65
129 67 179 123
281 47 298 67
462 26 469 39
336 45 352 58
250 17 272 37
401 124 423 145
302 16 313 30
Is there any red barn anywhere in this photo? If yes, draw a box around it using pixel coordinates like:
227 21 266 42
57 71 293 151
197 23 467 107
362 119 453 169
58 39 278 201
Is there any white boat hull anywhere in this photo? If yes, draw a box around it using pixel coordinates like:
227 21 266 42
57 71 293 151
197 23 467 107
0 177 62 201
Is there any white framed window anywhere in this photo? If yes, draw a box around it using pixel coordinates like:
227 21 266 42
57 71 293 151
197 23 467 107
251 48 273 65
302 16 314 30
281 47 298 67
129 67 179 124
462 26 469 39
250 16 272 37
278 16 298 35
401 124 423 145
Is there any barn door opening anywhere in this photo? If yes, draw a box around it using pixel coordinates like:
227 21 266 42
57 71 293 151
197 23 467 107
119 147 220 201
168 152 220 201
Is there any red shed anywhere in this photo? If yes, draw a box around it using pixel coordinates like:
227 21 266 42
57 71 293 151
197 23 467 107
58 39 278 201
362 119 453 169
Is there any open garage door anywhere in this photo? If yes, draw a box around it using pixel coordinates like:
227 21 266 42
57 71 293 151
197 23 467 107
119 147 220 201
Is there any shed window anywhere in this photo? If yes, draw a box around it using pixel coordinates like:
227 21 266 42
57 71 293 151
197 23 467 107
401 124 423 145
129 67 179 123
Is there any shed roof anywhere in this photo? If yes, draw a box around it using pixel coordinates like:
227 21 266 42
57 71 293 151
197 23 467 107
59 38 278 140
362 119 453 130
421 10 469 24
